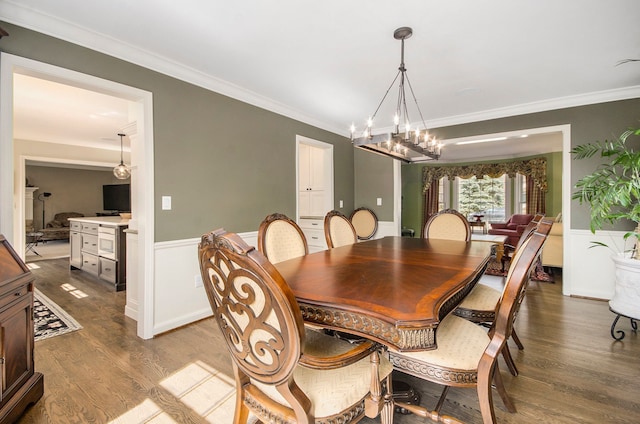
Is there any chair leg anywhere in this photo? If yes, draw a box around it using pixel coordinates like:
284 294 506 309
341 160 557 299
477 360 498 424
501 344 519 376
511 328 525 350
492 364 516 413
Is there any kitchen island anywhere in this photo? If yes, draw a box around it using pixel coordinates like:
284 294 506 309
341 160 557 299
68 217 129 291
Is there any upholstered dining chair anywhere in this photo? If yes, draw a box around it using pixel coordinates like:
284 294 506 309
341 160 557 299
422 208 471 241
199 229 393 424
350 207 378 241
390 219 552 424
324 210 357 248
257 213 308 264
453 215 543 376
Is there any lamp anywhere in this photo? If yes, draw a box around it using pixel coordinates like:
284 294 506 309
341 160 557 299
38 192 52 231
113 133 131 180
350 27 442 163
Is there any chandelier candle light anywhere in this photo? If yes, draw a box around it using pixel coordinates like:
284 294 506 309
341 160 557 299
351 27 442 163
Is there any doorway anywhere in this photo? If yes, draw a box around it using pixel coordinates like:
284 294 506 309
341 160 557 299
0 53 155 339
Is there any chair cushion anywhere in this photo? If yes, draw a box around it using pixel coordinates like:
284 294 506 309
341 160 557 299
457 283 502 311
391 314 489 371
255 330 393 418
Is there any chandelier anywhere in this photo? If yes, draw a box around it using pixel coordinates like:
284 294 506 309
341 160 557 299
350 27 442 163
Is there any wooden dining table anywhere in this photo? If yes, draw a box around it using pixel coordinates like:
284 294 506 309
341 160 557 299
275 236 493 352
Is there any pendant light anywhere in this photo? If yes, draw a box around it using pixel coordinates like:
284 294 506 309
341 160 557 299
113 133 131 180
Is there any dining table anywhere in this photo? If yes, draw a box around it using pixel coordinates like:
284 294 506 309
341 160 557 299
274 236 493 352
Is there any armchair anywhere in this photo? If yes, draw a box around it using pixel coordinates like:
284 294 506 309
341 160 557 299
488 213 534 247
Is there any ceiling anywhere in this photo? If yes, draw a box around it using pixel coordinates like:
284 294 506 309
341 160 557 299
3 0 639 162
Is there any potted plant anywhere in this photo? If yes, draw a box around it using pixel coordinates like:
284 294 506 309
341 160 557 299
571 125 640 339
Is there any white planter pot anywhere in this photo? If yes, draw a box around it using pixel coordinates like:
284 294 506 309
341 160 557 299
609 252 640 320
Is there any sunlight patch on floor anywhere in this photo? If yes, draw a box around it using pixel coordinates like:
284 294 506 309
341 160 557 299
160 361 235 417
61 283 89 298
108 399 174 424
108 360 256 423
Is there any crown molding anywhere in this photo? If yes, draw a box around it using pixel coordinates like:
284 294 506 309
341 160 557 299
2 1 639 139
425 85 640 130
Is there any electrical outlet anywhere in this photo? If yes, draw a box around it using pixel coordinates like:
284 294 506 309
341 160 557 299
194 274 203 288
339 200 344 208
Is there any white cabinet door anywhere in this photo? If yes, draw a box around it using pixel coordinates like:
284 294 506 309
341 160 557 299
299 144 325 191
308 146 325 191
309 191 326 217
299 191 311 217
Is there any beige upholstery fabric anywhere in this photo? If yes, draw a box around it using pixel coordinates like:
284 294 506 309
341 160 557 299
351 209 377 240
541 221 563 267
426 213 469 241
255 330 393 418
457 283 501 311
328 216 357 248
392 314 490 371
263 220 307 264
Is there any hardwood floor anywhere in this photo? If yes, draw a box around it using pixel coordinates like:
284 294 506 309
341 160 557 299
19 260 640 423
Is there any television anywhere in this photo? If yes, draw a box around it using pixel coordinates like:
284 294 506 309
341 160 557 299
103 184 131 212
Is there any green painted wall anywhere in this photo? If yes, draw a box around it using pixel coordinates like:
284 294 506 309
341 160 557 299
353 149 394 220
1 22 354 241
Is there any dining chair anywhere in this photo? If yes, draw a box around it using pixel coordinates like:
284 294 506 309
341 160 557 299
257 213 308 264
324 210 357 248
199 229 394 424
390 219 552 424
454 215 543 376
422 208 471 241
350 207 378 241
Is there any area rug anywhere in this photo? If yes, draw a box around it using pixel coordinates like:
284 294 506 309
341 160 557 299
34 289 82 341
484 257 555 283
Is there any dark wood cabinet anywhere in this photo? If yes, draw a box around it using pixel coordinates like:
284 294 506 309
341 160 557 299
0 235 43 423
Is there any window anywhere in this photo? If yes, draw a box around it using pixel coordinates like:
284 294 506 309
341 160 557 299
515 174 527 214
456 175 506 222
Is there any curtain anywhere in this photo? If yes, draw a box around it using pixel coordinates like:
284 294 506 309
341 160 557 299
526 174 546 215
422 157 547 193
421 157 548 226
422 179 440 235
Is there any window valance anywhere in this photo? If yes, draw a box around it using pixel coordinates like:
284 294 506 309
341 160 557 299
422 157 547 193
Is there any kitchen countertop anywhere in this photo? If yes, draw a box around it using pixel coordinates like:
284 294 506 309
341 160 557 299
68 216 130 226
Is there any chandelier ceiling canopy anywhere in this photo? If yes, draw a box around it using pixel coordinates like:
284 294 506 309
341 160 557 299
351 27 442 163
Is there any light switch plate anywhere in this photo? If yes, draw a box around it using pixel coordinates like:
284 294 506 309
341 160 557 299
162 196 172 210
376 197 382 206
